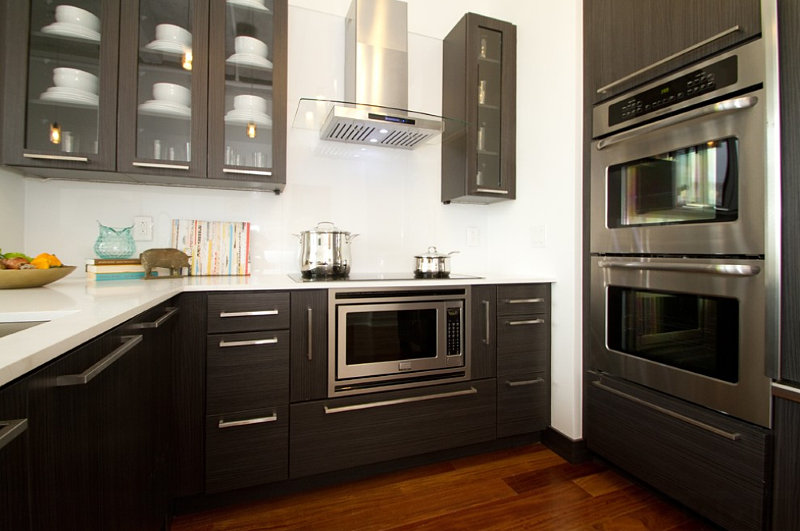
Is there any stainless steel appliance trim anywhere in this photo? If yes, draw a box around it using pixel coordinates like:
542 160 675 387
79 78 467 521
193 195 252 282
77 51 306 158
506 318 545 326
504 298 544 304
23 153 90 162
0 419 28 452
306 307 313 361
592 381 742 440
596 25 741 95
219 309 278 318
219 337 278 348
598 260 761 277
506 378 545 387
127 307 178 329
596 96 758 150
218 413 278 429
56 335 143 386
772 383 800 404
475 188 510 195
131 161 190 170
482 300 491 345
222 168 272 176
323 386 478 414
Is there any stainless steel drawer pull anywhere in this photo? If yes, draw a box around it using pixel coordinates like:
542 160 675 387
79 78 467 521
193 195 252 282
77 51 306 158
506 319 545 326
324 387 478 415
482 300 491 345
219 337 278 348
596 95 758 150
505 298 544 304
592 381 741 441
128 307 178 329
596 25 740 95
132 161 190 170
506 378 545 387
57 335 143 387
597 259 761 277
23 153 90 162
219 309 279 318
218 413 277 429
773 382 800 404
476 188 509 195
223 168 272 176
0 419 28 452
307 307 313 361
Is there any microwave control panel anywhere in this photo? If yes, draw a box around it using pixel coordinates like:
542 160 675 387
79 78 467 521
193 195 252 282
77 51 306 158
446 307 462 356
608 56 738 127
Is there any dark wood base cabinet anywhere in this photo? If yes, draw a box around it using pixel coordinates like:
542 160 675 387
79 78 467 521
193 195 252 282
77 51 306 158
585 375 771 531
773 395 800 530
0 380 31 531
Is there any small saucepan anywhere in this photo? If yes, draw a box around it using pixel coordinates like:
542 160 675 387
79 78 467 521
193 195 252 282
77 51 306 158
414 246 459 278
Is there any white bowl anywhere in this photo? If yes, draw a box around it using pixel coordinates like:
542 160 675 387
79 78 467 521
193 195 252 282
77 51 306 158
53 67 98 94
152 83 191 107
55 5 100 32
155 24 192 46
234 36 267 58
233 94 266 113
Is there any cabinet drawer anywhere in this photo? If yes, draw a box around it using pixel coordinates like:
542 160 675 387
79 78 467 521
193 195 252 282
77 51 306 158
205 406 288 493
585 376 770 530
497 314 549 356
497 342 548 376
497 284 549 316
289 379 496 478
497 372 549 438
207 330 289 415
207 292 290 333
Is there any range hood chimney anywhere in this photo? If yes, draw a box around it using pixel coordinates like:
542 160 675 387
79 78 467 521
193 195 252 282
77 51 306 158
296 0 448 150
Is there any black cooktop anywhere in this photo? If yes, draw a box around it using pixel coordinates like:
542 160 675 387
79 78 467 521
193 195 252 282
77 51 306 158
288 272 483 283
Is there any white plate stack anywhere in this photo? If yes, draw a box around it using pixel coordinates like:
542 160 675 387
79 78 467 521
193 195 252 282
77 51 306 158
226 0 271 13
41 5 101 42
40 67 99 106
144 23 192 56
138 82 192 118
226 36 273 70
225 94 272 127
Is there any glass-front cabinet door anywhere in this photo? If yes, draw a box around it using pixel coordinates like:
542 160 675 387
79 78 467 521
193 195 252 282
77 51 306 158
117 0 208 177
1 0 119 170
208 0 286 191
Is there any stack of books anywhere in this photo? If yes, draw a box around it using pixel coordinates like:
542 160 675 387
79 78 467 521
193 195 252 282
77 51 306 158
171 219 250 276
85 258 157 281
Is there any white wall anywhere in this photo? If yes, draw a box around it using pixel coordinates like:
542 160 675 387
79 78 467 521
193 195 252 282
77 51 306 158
7 0 584 440
0 166 25 252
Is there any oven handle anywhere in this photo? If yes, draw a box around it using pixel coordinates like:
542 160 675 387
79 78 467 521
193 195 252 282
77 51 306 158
596 25 740 95
595 95 758 150
592 381 741 441
597 260 761 277
323 387 478 414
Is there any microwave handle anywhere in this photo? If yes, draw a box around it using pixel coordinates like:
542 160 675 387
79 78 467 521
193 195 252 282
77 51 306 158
596 25 740 95
598 260 760 277
595 95 758 150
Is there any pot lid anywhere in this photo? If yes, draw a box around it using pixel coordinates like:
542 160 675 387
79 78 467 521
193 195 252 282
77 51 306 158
303 221 350 235
416 246 458 258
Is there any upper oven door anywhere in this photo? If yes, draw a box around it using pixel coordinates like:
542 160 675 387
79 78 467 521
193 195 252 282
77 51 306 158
591 86 765 255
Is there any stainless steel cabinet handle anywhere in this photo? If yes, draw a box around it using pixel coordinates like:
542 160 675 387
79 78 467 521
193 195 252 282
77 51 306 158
57 335 143 386
23 153 89 162
482 300 491 345
0 419 28 452
128 306 178 329
596 25 740 95
592 381 741 441
218 413 277 429
132 161 190 170
504 298 544 304
223 168 272 176
307 307 313 361
219 309 278 318
506 318 545 326
596 95 758 150
597 260 761 277
773 382 800 404
219 337 278 348
324 387 478 414
506 378 545 387
476 188 509 195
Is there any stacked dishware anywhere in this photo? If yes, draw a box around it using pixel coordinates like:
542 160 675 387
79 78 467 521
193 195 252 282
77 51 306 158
41 5 101 42
226 0 271 12
226 35 272 69
40 67 99 106
138 82 191 118
225 94 272 126
144 23 192 55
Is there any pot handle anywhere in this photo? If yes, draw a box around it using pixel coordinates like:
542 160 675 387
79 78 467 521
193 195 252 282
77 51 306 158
348 233 360 241
448 250 460 256
315 221 337 230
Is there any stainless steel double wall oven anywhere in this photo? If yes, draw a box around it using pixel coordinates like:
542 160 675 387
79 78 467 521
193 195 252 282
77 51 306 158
589 39 772 427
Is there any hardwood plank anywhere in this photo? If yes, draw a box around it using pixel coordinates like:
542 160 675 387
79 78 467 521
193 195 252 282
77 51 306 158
504 460 607 494
573 469 633 497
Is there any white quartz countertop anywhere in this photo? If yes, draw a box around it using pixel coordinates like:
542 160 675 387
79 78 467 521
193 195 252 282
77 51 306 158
0 272 554 388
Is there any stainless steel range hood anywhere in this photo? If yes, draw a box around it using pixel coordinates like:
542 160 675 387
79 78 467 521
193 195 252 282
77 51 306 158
293 0 456 150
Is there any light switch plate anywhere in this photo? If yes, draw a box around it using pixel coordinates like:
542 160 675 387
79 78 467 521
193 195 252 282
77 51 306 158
133 216 153 241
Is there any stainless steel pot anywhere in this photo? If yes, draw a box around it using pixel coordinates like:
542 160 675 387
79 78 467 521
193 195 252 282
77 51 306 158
297 222 358 278
414 246 458 278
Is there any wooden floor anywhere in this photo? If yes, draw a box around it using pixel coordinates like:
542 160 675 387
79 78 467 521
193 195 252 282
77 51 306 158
170 444 718 531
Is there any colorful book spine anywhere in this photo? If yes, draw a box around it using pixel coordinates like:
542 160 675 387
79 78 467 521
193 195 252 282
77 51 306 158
86 271 156 281
171 219 251 276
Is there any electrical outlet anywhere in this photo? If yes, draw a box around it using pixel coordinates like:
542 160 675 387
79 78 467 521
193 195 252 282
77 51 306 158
133 216 153 241
466 227 481 247
530 224 547 248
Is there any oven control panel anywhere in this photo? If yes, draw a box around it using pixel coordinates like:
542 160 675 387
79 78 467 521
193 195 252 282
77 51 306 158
446 307 462 356
608 56 738 127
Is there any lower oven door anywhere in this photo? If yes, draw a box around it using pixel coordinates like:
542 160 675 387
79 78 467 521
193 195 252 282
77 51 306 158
590 255 771 427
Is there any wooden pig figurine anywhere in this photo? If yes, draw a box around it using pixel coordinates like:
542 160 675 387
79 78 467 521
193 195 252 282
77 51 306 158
140 248 190 279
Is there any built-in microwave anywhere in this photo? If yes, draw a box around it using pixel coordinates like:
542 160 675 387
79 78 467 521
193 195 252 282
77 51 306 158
328 287 470 396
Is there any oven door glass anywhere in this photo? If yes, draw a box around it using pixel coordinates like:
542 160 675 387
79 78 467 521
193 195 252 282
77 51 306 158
345 308 438 365
607 137 738 228
607 287 739 383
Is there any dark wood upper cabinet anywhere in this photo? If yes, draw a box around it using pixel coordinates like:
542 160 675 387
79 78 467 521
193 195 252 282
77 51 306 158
587 0 760 103
442 13 516 204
